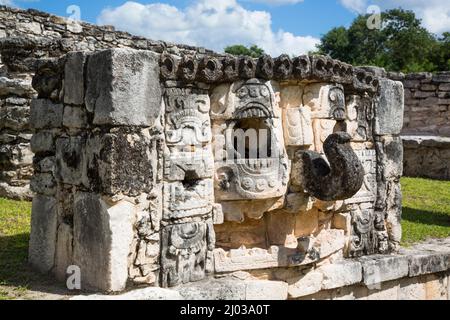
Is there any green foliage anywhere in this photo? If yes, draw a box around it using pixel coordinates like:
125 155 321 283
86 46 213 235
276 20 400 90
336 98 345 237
317 9 449 72
224 44 265 58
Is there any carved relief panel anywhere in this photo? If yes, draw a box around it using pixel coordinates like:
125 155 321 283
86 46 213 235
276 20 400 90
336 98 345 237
161 86 215 288
211 79 289 201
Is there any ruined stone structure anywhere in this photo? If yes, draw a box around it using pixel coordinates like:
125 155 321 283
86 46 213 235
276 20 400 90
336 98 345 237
0 5 210 200
26 42 409 295
390 71 450 180
2 6 449 300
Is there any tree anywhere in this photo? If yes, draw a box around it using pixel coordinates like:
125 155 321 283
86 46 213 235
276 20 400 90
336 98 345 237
317 9 447 72
432 32 450 71
224 44 265 58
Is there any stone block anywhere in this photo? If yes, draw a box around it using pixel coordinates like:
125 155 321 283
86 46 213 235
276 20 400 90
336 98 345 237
374 79 404 135
245 280 288 300
64 51 87 105
0 76 35 97
432 72 450 83
30 131 55 154
375 135 403 179
331 285 369 300
314 229 346 259
54 222 74 282
267 211 296 247
17 21 42 35
288 270 323 298
73 193 136 292
84 130 158 196
71 287 183 300
360 255 409 286
439 83 450 91
30 173 56 196
28 195 58 273
367 280 399 300
35 156 55 173
85 49 162 126
319 261 362 290
30 99 64 129
420 84 438 91
413 90 436 98
177 279 246 300
294 208 319 237
425 274 448 300
63 106 88 128
55 136 84 186
398 277 426 300
0 105 30 131
408 253 449 277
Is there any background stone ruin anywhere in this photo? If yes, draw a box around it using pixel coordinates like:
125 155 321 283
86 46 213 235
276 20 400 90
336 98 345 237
389 71 450 180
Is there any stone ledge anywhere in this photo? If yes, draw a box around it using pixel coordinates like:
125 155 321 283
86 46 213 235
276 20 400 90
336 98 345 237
359 255 410 286
68 245 450 300
402 135 450 149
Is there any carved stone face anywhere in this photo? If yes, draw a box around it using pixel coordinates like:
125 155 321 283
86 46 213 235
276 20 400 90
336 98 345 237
211 79 289 201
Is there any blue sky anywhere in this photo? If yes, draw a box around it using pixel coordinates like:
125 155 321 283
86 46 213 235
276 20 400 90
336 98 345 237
4 0 450 55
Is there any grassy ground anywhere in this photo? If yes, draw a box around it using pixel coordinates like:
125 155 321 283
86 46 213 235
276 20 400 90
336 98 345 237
0 177 449 299
0 198 69 300
0 198 32 300
401 177 450 245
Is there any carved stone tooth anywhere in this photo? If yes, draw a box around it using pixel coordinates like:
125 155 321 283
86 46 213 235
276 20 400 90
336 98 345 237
160 53 179 80
274 54 293 80
256 54 274 80
260 158 267 168
221 56 239 82
198 56 223 83
238 56 257 79
178 55 199 82
292 55 311 80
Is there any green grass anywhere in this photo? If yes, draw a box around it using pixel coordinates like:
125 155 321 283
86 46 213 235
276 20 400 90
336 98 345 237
401 177 450 245
0 177 449 299
0 198 32 300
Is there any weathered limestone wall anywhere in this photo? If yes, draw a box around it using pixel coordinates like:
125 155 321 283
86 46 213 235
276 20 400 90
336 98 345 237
388 71 450 180
402 136 450 180
397 72 450 137
0 5 210 200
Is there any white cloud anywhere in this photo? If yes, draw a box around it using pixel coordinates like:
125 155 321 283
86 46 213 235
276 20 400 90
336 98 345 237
339 0 450 34
0 0 14 6
97 0 319 56
248 0 304 5
339 0 367 13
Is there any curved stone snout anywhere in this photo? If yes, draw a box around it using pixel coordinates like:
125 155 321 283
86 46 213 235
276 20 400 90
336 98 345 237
301 132 364 201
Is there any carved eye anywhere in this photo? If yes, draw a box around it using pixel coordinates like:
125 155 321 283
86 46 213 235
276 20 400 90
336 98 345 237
260 87 269 97
237 87 248 98
329 92 337 102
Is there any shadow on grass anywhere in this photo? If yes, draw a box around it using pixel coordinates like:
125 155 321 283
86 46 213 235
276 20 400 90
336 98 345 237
402 207 450 228
0 232 74 297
